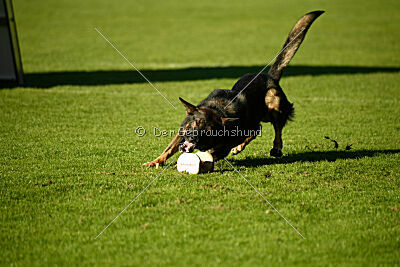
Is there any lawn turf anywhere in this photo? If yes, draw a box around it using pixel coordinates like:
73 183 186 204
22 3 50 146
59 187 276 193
1 0 400 265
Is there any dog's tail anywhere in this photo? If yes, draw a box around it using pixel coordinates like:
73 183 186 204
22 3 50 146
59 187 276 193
267 11 324 87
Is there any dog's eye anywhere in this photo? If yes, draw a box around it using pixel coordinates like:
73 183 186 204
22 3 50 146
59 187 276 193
190 121 196 128
195 118 204 127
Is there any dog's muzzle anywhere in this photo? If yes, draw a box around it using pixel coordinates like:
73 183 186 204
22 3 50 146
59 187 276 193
179 141 195 153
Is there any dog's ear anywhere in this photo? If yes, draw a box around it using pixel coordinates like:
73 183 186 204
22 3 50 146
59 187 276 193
179 97 197 115
221 117 239 126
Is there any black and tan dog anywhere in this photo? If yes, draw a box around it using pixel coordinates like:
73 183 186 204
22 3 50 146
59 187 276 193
143 11 324 167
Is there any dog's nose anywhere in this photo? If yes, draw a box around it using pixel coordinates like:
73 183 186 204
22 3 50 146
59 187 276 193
179 141 195 153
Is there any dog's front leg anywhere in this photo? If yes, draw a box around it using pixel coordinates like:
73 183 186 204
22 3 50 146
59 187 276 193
230 135 257 155
207 146 231 162
142 134 182 167
231 125 262 155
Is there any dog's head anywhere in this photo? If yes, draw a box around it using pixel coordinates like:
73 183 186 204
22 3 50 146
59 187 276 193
178 97 238 153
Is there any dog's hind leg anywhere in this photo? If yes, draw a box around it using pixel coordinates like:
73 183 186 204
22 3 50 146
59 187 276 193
264 88 294 157
142 134 182 167
270 122 283 157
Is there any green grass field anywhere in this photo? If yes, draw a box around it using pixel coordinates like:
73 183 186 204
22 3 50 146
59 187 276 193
1 0 400 265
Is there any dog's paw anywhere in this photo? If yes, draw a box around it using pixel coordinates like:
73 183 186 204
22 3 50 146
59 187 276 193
142 159 165 168
270 148 283 157
231 144 244 155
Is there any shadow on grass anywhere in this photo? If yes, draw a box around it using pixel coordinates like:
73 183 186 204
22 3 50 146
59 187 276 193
229 149 400 168
4 65 399 88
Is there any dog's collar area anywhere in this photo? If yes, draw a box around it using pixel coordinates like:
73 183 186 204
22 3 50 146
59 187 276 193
205 105 228 119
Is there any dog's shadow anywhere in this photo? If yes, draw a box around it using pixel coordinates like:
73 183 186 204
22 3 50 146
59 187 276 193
222 149 400 170
3 65 400 89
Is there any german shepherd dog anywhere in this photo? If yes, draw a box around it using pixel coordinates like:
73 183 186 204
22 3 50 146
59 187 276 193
143 11 324 167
